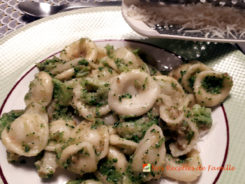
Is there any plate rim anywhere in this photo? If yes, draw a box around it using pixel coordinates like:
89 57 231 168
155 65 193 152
0 39 230 184
0 6 121 46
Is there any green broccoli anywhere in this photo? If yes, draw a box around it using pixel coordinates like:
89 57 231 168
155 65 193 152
97 159 122 184
191 104 212 129
37 57 65 73
80 79 109 107
115 111 158 142
0 110 24 137
53 79 73 106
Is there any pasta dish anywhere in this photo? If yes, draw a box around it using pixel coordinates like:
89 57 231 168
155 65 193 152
0 38 233 184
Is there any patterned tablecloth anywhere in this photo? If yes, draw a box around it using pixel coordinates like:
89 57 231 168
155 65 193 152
0 0 101 38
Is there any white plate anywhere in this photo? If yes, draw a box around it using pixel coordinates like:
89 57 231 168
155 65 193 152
0 38 229 184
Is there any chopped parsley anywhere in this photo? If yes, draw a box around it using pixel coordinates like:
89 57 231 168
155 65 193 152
155 138 165 148
98 159 122 184
118 93 132 102
78 59 89 66
22 143 30 152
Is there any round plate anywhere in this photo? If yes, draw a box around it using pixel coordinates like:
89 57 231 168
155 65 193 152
0 39 228 184
0 6 245 184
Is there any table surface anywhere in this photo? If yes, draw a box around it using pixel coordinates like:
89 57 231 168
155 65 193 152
0 0 103 39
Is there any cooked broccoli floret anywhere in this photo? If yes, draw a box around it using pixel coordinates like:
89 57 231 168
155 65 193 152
97 159 122 184
80 79 109 107
37 57 65 73
0 110 24 137
53 79 73 106
115 111 158 142
191 104 212 129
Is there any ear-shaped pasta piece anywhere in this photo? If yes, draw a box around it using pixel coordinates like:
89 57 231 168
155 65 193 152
159 102 185 127
55 68 75 80
59 142 97 175
108 69 160 116
109 134 138 155
184 94 196 107
89 68 117 82
35 151 58 179
168 63 192 83
107 47 148 73
182 62 211 93
72 78 111 120
131 124 166 181
81 180 103 184
1 103 49 157
25 72 53 106
50 57 85 75
194 71 233 107
108 146 128 172
163 150 202 182
95 147 128 184
60 38 98 62
45 119 76 152
156 75 187 126
72 121 109 160
155 75 186 106
159 94 195 126
169 118 199 157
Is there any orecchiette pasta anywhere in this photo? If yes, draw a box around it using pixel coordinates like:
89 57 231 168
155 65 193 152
155 75 186 106
25 72 53 106
194 70 233 107
108 69 160 116
89 67 117 82
45 119 76 152
155 75 186 126
159 102 185 126
169 118 199 157
168 63 192 83
59 141 97 175
182 62 211 93
131 124 166 181
163 150 202 182
1 103 49 157
55 68 75 80
60 38 98 62
0 38 233 183
108 146 128 172
109 134 138 155
72 78 111 120
71 121 109 160
81 180 103 184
